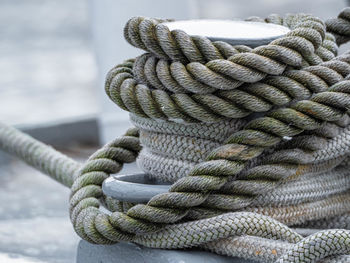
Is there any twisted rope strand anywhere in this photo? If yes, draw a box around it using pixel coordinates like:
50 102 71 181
124 14 327 65
105 53 350 122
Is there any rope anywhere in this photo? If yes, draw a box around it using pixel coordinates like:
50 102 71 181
0 123 79 187
1 8 350 263
326 8 350 45
105 54 350 123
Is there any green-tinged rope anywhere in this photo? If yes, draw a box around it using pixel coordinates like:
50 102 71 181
105 54 350 122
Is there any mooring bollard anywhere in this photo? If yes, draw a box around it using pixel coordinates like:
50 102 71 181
1 8 350 263
80 20 292 263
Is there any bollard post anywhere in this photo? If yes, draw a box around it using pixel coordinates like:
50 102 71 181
79 18 291 263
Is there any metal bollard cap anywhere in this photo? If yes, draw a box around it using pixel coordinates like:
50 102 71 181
164 20 290 47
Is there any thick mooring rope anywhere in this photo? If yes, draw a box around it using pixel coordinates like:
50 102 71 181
1 9 350 263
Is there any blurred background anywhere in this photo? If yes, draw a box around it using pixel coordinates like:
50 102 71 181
0 0 349 262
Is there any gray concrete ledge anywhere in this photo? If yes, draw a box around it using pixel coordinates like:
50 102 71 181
77 240 255 263
20 116 99 147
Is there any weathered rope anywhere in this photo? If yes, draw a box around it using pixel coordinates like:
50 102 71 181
105 54 350 123
1 9 350 263
205 229 350 263
111 81 350 225
124 14 330 65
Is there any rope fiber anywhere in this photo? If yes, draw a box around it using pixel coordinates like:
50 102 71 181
2 8 350 263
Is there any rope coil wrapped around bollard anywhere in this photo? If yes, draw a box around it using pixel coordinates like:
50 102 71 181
2 8 350 263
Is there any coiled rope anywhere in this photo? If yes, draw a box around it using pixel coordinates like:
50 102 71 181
1 8 350 263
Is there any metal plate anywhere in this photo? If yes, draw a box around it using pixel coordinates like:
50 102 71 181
164 20 290 47
77 240 255 263
102 173 170 203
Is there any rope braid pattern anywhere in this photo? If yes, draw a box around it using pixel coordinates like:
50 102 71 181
1 9 350 263
134 116 350 182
